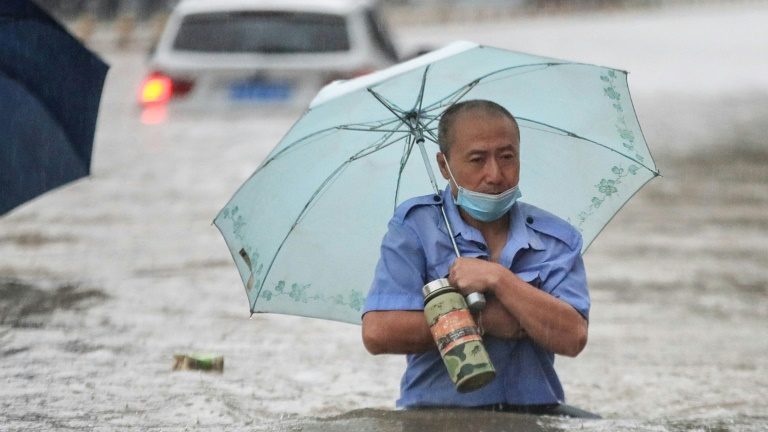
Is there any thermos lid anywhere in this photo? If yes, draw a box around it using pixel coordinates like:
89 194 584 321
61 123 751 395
422 278 452 298
465 292 487 312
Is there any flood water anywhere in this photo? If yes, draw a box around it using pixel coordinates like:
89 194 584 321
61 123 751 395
1 3 767 431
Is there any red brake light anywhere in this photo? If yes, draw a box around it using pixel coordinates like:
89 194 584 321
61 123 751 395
140 73 172 105
139 72 194 105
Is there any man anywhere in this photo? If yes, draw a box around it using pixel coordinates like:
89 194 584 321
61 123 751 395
362 99 595 417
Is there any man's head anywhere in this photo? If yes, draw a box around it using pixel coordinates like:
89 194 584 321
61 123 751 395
436 100 521 198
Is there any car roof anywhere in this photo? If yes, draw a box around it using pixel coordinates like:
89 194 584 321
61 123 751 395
174 0 377 15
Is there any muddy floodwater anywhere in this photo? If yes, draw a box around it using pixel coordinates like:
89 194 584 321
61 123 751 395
2 3 767 431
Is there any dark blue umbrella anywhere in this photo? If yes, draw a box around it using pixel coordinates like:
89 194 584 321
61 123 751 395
0 0 108 215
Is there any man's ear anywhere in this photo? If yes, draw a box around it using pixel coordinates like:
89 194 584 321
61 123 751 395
436 152 450 180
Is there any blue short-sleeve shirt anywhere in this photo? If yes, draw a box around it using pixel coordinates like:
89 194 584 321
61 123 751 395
363 187 590 408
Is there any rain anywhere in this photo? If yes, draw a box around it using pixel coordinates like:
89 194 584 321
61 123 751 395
1 0 767 430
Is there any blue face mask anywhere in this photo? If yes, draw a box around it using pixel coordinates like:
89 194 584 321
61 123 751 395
443 158 522 222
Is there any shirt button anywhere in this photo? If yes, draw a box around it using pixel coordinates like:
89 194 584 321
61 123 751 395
526 216 534 224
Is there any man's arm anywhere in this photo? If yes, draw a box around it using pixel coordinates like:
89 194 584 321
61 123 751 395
362 310 434 354
449 257 588 357
362 207 438 355
479 297 526 339
362 296 527 355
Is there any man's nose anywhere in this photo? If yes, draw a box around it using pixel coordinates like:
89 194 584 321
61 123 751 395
484 160 503 184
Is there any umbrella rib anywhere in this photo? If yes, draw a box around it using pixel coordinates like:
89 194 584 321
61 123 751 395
260 126 345 168
349 132 409 161
419 62 568 115
419 112 441 121
393 134 415 212
344 116 405 131
338 127 406 133
471 63 561 89
252 132 409 307
420 79 479 115
261 117 404 168
368 88 409 121
413 65 430 113
517 117 659 174
369 85 437 143
413 79 481 137
422 127 439 145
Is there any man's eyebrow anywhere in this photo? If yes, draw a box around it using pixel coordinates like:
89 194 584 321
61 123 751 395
466 149 489 157
497 144 518 152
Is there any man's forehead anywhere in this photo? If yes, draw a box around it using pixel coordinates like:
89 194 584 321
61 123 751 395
452 113 519 148
464 141 518 153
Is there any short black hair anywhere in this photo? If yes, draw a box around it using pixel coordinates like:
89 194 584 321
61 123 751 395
437 99 519 156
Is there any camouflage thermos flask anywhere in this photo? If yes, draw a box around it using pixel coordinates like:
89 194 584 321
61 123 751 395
423 278 496 392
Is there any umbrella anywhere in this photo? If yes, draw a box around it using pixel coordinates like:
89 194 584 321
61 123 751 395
0 0 108 215
215 41 659 324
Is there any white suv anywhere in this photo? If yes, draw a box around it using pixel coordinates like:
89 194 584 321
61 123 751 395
139 0 399 111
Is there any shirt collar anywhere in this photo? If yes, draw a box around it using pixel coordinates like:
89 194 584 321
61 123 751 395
440 185 543 252
507 200 545 252
441 185 482 243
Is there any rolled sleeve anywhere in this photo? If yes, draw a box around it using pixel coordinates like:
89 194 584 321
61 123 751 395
363 219 427 315
540 233 590 321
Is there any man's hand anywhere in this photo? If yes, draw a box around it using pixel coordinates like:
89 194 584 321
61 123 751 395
448 258 525 339
447 256 506 295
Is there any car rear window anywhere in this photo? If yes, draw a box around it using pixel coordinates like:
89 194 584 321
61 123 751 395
172 11 350 53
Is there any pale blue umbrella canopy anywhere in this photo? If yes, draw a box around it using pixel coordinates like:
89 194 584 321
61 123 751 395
215 41 658 324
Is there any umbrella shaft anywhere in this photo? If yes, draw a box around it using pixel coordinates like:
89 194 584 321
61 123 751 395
416 137 461 258
416 136 441 194
441 205 461 258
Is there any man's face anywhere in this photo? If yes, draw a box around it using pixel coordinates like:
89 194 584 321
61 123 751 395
437 111 520 199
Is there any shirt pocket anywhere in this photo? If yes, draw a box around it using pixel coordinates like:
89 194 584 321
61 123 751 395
430 251 488 281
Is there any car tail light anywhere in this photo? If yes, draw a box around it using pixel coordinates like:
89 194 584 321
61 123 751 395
139 72 194 105
139 73 171 104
